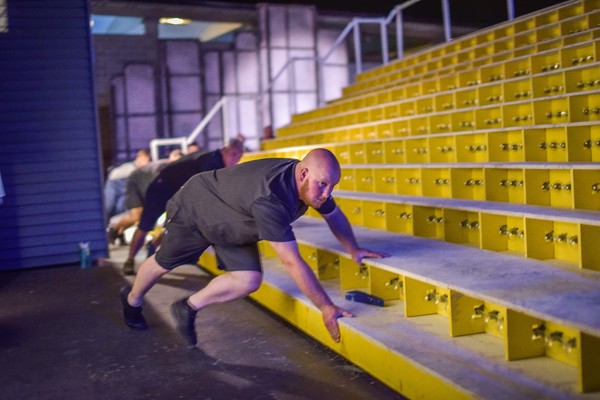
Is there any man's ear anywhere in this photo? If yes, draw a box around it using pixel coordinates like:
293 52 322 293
300 167 308 180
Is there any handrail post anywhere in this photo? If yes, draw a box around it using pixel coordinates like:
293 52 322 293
290 59 297 115
222 96 229 145
256 93 264 142
149 137 187 161
506 0 515 20
441 0 452 42
380 21 389 65
396 9 404 59
316 57 325 106
187 96 227 145
353 20 362 74
157 0 427 151
321 19 356 64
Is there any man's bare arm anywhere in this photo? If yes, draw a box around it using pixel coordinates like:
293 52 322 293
321 205 389 264
269 240 353 342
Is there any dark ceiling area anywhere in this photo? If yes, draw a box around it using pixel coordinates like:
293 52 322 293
118 0 568 27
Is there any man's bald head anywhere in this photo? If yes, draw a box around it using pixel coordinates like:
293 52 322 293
296 148 341 209
299 148 341 181
220 138 245 167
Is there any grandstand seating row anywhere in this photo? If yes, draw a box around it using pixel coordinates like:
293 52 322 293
199 1 600 397
276 51 600 139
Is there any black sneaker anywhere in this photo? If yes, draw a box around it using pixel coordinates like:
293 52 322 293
120 285 147 330
106 227 119 245
117 233 127 246
171 298 198 346
123 259 135 276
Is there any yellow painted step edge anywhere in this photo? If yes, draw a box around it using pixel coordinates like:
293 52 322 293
197 257 474 400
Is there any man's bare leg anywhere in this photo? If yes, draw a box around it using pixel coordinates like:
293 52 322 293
188 270 263 310
123 227 148 275
127 254 170 307
120 254 169 330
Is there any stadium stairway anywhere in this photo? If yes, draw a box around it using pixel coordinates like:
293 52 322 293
199 1 600 398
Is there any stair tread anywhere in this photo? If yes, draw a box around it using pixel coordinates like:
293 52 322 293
260 257 586 399
291 216 600 336
333 190 600 225
344 162 600 169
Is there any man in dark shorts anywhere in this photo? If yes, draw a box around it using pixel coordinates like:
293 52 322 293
120 148 387 344
122 138 245 275
108 148 182 242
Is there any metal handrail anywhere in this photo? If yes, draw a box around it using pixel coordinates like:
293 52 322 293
259 0 430 109
149 0 518 158
149 0 422 158
149 96 228 160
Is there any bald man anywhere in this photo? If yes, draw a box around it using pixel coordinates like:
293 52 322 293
120 148 387 345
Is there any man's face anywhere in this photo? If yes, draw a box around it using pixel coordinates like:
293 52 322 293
134 151 150 168
223 148 243 167
299 167 339 209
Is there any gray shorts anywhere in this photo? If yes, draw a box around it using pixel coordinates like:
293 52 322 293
154 201 262 272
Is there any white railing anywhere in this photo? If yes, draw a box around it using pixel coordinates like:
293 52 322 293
149 97 228 160
150 0 519 159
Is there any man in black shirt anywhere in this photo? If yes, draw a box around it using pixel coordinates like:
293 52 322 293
120 148 387 344
122 138 244 275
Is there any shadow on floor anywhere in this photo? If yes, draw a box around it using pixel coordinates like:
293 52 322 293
0 262 405 400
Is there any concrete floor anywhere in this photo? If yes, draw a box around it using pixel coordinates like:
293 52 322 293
0 245 405 400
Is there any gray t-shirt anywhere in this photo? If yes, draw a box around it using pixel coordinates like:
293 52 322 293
125 161 166 209
168 158 335 246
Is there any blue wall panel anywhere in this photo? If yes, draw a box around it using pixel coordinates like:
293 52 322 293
0 0 108 270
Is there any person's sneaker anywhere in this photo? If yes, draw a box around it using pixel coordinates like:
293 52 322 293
171 298 198 346
117 233 127 246
106 227 119 245
120 285 147 330
123 259 135 276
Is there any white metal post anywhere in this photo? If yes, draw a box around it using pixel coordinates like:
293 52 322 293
353 20 362 74
221 97 229 146
316 57 324 106
441 0 451 42
290 59 297 115
149 137 187 161
506 0 515 20
187 97 227 146
396 10 404 59
380 21 389 65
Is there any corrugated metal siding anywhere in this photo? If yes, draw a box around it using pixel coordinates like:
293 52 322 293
0 0 107 270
